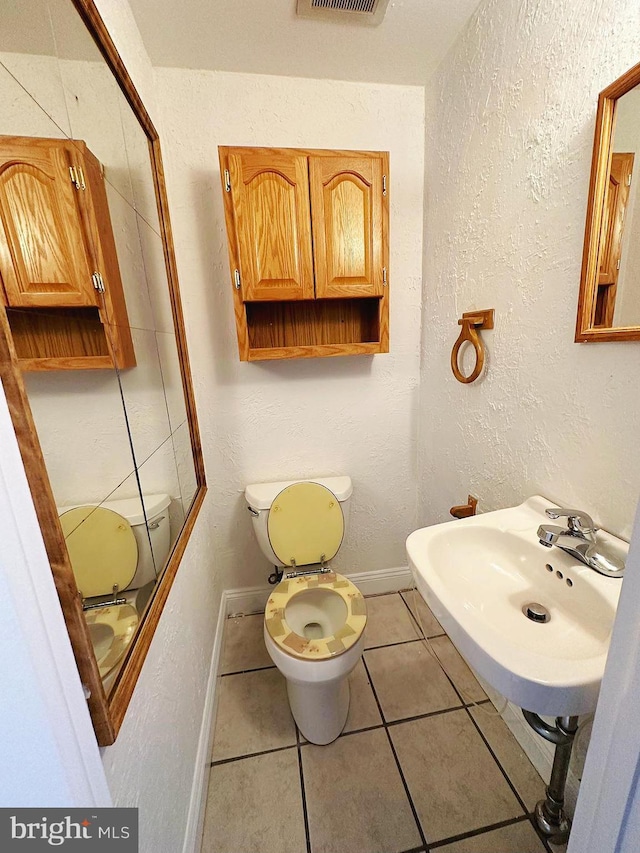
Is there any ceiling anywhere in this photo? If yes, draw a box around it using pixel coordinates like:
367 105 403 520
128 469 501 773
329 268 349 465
127 0 481 86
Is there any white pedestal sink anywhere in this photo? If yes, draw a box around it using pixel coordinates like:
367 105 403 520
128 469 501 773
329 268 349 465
406 496 627 717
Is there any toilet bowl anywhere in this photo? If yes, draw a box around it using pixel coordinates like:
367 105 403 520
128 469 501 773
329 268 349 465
246 477 367 744
59 493 172 683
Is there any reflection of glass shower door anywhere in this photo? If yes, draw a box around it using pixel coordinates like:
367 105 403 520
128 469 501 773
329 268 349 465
595 152 634 326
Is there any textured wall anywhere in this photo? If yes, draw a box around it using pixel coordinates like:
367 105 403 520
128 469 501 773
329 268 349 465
100 47 424 853
90 4 221 852
420 0 640 539
156 69 425 590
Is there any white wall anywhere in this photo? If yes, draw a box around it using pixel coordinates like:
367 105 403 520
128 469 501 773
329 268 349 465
420 0 640 540
156 68 425 592
0 381 110 807
567 499 640 853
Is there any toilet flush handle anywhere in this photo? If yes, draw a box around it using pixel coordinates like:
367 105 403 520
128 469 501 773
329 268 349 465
247 506 259 517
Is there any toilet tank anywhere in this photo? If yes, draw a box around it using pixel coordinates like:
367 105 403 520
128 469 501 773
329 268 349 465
59 493 172 591
101 493 172 589
245 476 352 568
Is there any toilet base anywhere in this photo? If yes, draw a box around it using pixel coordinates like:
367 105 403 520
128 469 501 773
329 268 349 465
287 677 350 745
264 624 364 745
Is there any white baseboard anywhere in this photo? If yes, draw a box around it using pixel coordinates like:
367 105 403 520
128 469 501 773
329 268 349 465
225 584 271 617
224 565 413 616
182 592 227 853
347 566 414 596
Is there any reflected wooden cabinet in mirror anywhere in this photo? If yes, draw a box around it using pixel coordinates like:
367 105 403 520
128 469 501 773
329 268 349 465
0 0 205 745
219 146 390 361
0 135 136 370
577 59 640 342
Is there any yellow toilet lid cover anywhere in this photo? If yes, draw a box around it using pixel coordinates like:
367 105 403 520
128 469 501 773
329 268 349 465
267 482 344 567
60 506 138 599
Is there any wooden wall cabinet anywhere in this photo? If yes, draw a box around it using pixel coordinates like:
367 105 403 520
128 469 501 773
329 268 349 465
219 146 389 361
0 136 135 371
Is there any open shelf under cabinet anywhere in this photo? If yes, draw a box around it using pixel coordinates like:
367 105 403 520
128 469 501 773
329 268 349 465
243 297 387 361
6 307 129 371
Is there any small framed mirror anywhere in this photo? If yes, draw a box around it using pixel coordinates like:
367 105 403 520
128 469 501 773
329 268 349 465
577 61 640 342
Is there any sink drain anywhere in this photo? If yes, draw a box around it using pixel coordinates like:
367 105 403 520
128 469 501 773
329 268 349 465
522 602 550 623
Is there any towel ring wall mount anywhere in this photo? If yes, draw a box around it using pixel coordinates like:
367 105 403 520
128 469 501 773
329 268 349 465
450 309 495 384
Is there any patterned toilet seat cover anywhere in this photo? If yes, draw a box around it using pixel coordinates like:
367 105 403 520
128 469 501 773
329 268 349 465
265 572 367 661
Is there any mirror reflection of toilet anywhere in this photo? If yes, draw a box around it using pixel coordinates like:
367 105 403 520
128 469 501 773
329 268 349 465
58 493 172 684
245 476 367 745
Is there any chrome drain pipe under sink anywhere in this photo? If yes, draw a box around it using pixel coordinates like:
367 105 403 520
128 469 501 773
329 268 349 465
523 710 579 844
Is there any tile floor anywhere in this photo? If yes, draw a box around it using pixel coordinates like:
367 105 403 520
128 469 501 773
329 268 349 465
202 591 569 853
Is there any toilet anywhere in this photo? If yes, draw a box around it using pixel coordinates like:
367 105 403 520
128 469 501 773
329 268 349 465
245 476 367 744
58 493 172 681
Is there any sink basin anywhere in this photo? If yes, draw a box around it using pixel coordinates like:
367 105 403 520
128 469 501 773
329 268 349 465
406 496 626 716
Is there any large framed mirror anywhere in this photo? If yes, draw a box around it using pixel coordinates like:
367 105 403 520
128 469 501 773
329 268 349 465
0 0 205 744
577 61 640 341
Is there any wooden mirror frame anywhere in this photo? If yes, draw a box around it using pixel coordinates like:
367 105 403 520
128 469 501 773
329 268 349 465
576 60 640 342
0 0 206 745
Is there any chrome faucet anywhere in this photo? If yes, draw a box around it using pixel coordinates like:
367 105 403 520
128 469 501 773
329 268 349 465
537 508 625 578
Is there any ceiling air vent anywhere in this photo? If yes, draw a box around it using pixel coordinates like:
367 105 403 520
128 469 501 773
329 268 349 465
296 0 391 26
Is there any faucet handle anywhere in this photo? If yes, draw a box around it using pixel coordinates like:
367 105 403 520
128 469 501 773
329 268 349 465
545 508 597 539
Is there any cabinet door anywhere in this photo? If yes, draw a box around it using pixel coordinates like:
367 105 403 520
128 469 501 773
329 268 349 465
310 155 385 299
0 138 98 308
228 150 314 301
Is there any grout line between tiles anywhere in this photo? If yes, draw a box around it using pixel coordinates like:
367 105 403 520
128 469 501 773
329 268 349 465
428 813 533 849
461 702 531 817
220 663 276 677
295 725 312 853
393 592 532 819
299 701 476 748
214 708 478 766
396 591 489 707
417 634 533 821
365 634 446 652
386 592 536 832
362 656 431 853
397 588 443 637
385 705 466 727
210 742 296 767
298 722 383 746
364 589 414 599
